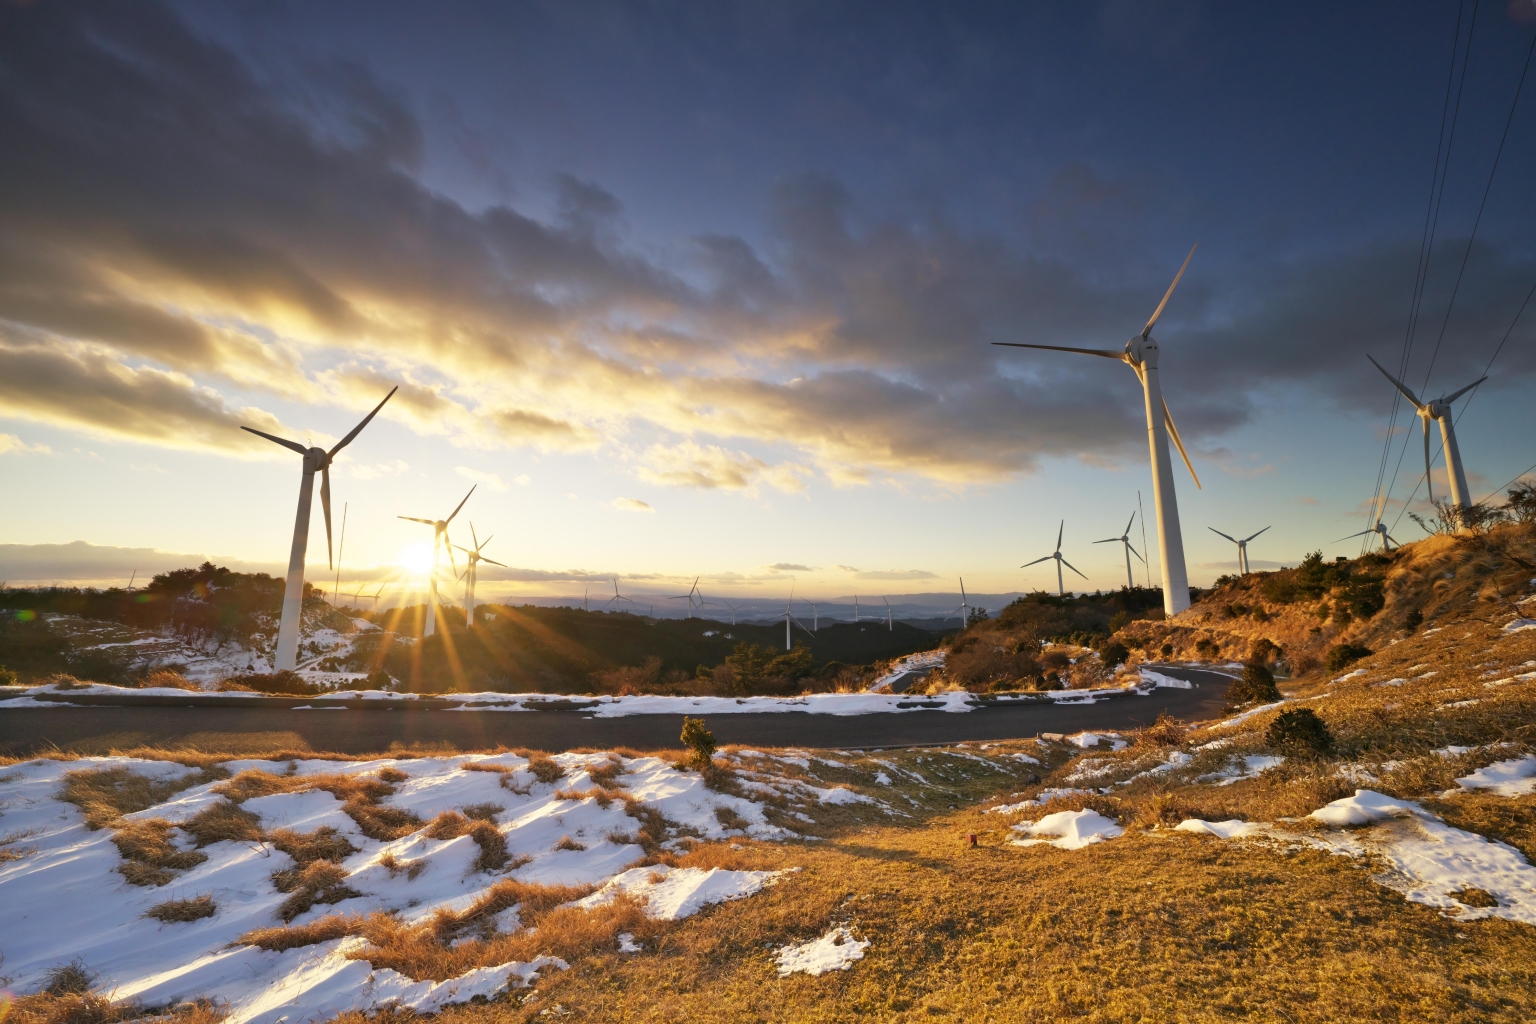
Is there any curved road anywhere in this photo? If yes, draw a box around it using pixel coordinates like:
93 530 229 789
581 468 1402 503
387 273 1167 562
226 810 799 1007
0 667 1234 756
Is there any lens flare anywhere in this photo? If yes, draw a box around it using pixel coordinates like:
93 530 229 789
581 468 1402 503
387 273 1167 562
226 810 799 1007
397 543 434 576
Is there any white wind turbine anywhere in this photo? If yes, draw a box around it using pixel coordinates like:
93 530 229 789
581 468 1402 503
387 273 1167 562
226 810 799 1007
1336 518 1401 552
802 599 821 631
604 577 635 611
882 596 893 631
1208 525 1269 576
398 485 476 638
242 385 397 671
721 599 740 626
1022 521 1087 598
783 590 814 650
1367 355 1486 511
455 523 506 626
368 583 386 611
853 595 860 623
995 246 1202 615
947 578 970 628
666 577 702 618
1094 512 1145 590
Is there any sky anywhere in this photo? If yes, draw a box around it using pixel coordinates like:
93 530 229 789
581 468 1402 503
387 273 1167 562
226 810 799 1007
2 0 1536 613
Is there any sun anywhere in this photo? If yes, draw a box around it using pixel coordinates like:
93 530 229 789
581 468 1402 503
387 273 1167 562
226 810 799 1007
397 543 434 576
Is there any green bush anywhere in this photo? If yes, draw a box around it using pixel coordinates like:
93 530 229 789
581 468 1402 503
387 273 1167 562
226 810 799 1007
680 716 716 770
1261 574 1299 604
1225 662 1280 706
0 665 17 686
1324 643 1372 672
1266 708 1334 756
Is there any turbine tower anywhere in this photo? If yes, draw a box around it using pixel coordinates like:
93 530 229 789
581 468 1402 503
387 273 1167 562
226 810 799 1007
882 596 893 631
1094 512 1145 590
995 246 1202 615
802 599 820 631
1208 525 1269 575
242 386 397 671
666 577 702 617
1022 521 1087 598
454 523 506 626
1367 355 1486 510
398 485 476 638
604 577 634 611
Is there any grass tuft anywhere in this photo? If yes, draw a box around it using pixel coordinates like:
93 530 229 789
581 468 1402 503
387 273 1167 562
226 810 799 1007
272 860 363 922
145 894 217 923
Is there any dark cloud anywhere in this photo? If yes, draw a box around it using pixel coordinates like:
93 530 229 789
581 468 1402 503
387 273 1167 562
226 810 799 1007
1 2 1529 487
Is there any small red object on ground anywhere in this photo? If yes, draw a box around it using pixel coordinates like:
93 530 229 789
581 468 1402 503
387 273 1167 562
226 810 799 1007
967 832 978 848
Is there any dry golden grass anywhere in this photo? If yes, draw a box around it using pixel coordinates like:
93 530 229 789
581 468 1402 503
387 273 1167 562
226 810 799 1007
272 859 363 922
145 894 217 923
6 993 225 1024
109 817 208 886
269 825 359 866
182 799 262 846
240 913 371 952
214 768 423 840
60 765 225 830
424 811 511 872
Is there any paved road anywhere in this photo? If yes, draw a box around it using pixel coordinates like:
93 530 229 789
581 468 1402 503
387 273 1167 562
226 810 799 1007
0 667 1234 756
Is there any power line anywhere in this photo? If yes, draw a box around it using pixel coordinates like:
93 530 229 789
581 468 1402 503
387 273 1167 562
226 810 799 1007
1364 0 1472 552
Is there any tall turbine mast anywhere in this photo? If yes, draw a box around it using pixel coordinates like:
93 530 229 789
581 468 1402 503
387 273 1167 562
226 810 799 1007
243 385 397 671
995 246 1201 615
1367 355 1486 512
398 485 476 638
454 523 506 626
1094 512 1145 590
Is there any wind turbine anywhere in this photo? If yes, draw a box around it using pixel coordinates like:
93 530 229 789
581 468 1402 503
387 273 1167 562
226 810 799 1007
604 577 635 611
853 595 860 623
720 598 740 625
1367 355 1486 511
802 599 820 631
1336 518 1401 552
783 593 814 650
666 577 702 617
947 578 970 628
370 584 386 611
1208 526 1269 576
1094 512 1146 590
882 596 893 631
454 523 506 626
243 385 397 671
1022 521 1087 598
398 485 476 638
995 246 1202 615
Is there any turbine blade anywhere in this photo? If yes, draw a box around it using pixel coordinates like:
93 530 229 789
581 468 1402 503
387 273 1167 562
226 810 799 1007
1208 528 1237 543
1093 537 1121 544
241 426 308 456
329 386 398 456
1423 418 1434 506
1056 520 1064 551
992 342 1123 359
1163 400 1202 488
1021 555 1054 567
399 516 435 524
470 522 479 551
1060 557 1089 580
1142 243 1197 338
444 531 458 576
321 466 333 571
446 485 476 523
1241 526 1271 543
1124 511 1136 535
1385 534 1400 547
1332 530 1373 542
1366 355 1426 410
1127 542 1145 562
1442 376 1488 405
960 577 967 601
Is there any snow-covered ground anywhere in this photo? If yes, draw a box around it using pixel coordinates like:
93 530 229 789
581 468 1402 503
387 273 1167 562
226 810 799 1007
0 751 812 1023
1176 789 1536 925
774 927 869 976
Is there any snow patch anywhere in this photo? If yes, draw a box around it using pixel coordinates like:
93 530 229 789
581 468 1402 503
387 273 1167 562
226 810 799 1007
775 927 869 976
1456 756 1536 798
1011 810 1123 850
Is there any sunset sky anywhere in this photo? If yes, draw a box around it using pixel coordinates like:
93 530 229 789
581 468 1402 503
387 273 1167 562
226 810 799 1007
3 1 1535 610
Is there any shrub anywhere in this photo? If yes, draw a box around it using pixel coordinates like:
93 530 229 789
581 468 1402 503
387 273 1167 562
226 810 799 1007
43 960 96 996
145 894 217 923
1097 640 1129 667
1260 573 1298 604
1248 637 1280 664
1160 643 1174 658
1225 663 1280 706
1138 712 1186 747
525 754 566 784
1404 609 1423 632
680 716 716 770
1508 482 1536 525
218 670 326 695
0 665 19 685
1324 643 1372 672
1266 708 1334 756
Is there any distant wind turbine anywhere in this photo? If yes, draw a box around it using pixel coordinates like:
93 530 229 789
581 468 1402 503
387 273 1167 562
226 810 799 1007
454 523 506 626
1022 521 1087 598
243 385 397 671
1208 526 1269 575
1367 355 1485 511
802 599 820 631
1336 518 1401 552
604 577 635 611
666 576 702 617
783 592 814 650
398 485 476 638
882 596 893 631
995 246 1202 615
1094 512 1145 590
947 578 970 628
853 595 860 623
